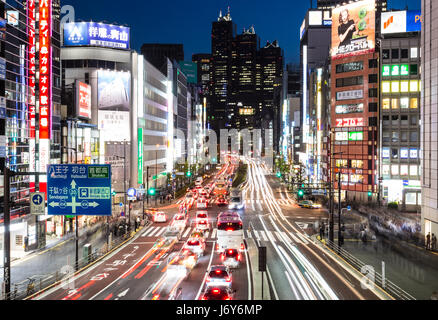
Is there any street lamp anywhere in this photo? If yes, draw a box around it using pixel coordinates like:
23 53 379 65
155 144 159 206
329 148 344 244
113 140 128 231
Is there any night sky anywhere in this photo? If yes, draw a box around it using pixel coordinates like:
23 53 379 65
63 0 421 64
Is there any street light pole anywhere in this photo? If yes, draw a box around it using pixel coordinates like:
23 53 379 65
338 170 342 247
155 144 158 206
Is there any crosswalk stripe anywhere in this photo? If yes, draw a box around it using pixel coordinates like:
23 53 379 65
289 232 303 244
259 230 268 241
148 227 161 237
245 230 252 239
155 228 166 237
204 231 210 238
296 232 309 244
211 228 217 239
280 232 293 244
253 230 260 240
182 228 192 238
142 226 157 237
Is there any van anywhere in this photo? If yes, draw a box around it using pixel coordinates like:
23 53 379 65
195 176 203 186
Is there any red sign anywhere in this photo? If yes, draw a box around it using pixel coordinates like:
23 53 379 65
39 0 51 140
28 0 36 138
335 117 363 127
77 81 91 119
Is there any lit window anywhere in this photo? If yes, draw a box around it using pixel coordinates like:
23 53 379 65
391 165 399 175
400 148 409 159
410 80 418 92
391 98 399 109
391 65 400 76
410 98 418 109
400 81 409 92
410 47 418 59
400 165 409 176
382 147 390 158
410 149 418 159
400 64 409 76
351 160 364 168
382 98 390 109
382 165 390 175
382 65 391 77
410 165 418 176
391 81 400 93
400 97 409 109
382 82 391 93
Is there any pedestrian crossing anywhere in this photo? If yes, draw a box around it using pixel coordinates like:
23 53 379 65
140 225 310 245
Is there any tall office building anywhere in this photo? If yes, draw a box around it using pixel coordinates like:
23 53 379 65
421 0 438 237
140 44 184 76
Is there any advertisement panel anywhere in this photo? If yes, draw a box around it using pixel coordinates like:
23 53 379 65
138 128 143 185
381 11 421 34
98 111 130 142
335 103 364 114
331 0 375 59
407 11 421 32
336 117 364 127
336 89 363 101
179 61 198 84
97 70 131 111
63 22 130 50
7 11 19 26
76 81 91 119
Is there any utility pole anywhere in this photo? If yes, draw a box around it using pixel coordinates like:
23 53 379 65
338 170 342 247
123 140 128 231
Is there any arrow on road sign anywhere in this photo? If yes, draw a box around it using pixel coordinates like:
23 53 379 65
71 180 77 189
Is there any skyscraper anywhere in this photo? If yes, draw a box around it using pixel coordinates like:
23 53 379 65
140 43 184 76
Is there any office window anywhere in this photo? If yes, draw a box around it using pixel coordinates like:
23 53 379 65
336 61 364 73
400 64 409 76
410 165 418 176
368 74 378 83
352 160 364 168
382 98 390 110
336 76 363 87
411 115 418 126
401 49 409 59
383 116 390 126
392 49 399 59
410 47 418 59
382 147 390 158
369 117 377 126
392 115 399 125
392 148 399 158
391 81 400 93
400 148 409 159
336 159 348 167
410 131 418 142
382 65 391 76
391 165 399 175
369 88 378 97
369 102 378 112
401 131 408 142
400 165 409 176
383 132 390 143
400 97 409 109
410 98 418 109
392 132 399 143
382 82 391 93
410 64 418 75
391 65 400 76
401 115 408 126
410 80 418 92
369 59 378 68
410 149 418 158
382 165 390 175
400 81 409 93
391 98 399 109
382 49 390 59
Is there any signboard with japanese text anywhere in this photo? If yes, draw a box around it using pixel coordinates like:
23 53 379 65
63 22 130 50
335 103 364 114
76 80 91 119
336 117 364 127
336 89 363 101
47 164 112 216
331 0 375 59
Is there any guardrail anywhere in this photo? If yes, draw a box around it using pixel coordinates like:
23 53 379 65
318 238 415 300
2 221 151 301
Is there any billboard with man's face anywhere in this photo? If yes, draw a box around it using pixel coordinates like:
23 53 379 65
331 0 375 59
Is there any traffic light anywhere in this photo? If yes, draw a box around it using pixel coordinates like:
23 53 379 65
298 189 304 198
276 172 281 178
112 191 116 196
148 188 156 196
368 191 372 197
186 171 192 177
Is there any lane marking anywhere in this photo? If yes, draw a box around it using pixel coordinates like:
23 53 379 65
195 241 216 300
154 228 166 237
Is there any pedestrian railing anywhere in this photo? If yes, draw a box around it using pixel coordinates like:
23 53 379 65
1 223 150 300
316 237 415 300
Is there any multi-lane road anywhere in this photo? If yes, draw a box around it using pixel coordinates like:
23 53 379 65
32 159 391 300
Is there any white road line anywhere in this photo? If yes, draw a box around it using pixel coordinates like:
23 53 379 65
182 227 192 238
265 231 275 242
280 232 294 244
154 228 166 237
211 228 217 239
147 227 161 237
142 226 157 237
244 240 252 300
195 241 216 300
274 231 284 243
245 230 252 239
253 230 260 241
289 232 303 244
295 232 309 244
259 230 268 241
204 231 210 239
266 265 279 300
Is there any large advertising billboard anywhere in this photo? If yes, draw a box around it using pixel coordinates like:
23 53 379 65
381 11 421 34
97 70 131 111
76 81 91 119
331 0 375 59
63 22 130 50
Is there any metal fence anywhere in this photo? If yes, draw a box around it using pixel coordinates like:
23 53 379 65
317 238 416 300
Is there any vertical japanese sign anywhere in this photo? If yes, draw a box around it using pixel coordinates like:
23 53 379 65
39 0 52 194
138 127 143 185
28 0 36 191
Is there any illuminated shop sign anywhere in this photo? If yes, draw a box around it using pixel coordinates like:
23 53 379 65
381 10 421 34
63 22 130 50
335 103 364 114
336 117 364 127
76 81 91 119
348 131 363 141
336 89 363 101
382 64 409 76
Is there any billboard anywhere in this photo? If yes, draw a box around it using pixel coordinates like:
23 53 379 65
331 0 375 59
98 110 130 142
97 70 131 111
179 61 198 84
76 81 91 119
381 11 421 34
63 22 130 50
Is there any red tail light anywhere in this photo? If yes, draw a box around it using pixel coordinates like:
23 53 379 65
240 243 245 250
237 254 241 261
225 297 231 300
213 289 220 294
216 270 221 274
226 277 231 282
202 296 207 300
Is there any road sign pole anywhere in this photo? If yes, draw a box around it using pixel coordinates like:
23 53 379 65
75 215 79 271
3 168 11 300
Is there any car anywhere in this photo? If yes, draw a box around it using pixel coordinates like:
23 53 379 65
171 213 188 230
153 211 167 223
220 248 241 268
183 237 206 257
205 265 232 288
298 200 321 209
195 177 203 186
228 195 244 210
196 198 208 209
199 190 210 199
194 211 210 231
216 196 228 206
167 251 198 279
200 286 235 300
144 208 159 219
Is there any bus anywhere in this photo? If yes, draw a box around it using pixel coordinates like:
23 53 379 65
216 212 244 251
214 179 228 196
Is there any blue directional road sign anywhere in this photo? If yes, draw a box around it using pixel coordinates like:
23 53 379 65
47 164 112 216
30 192 46 215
